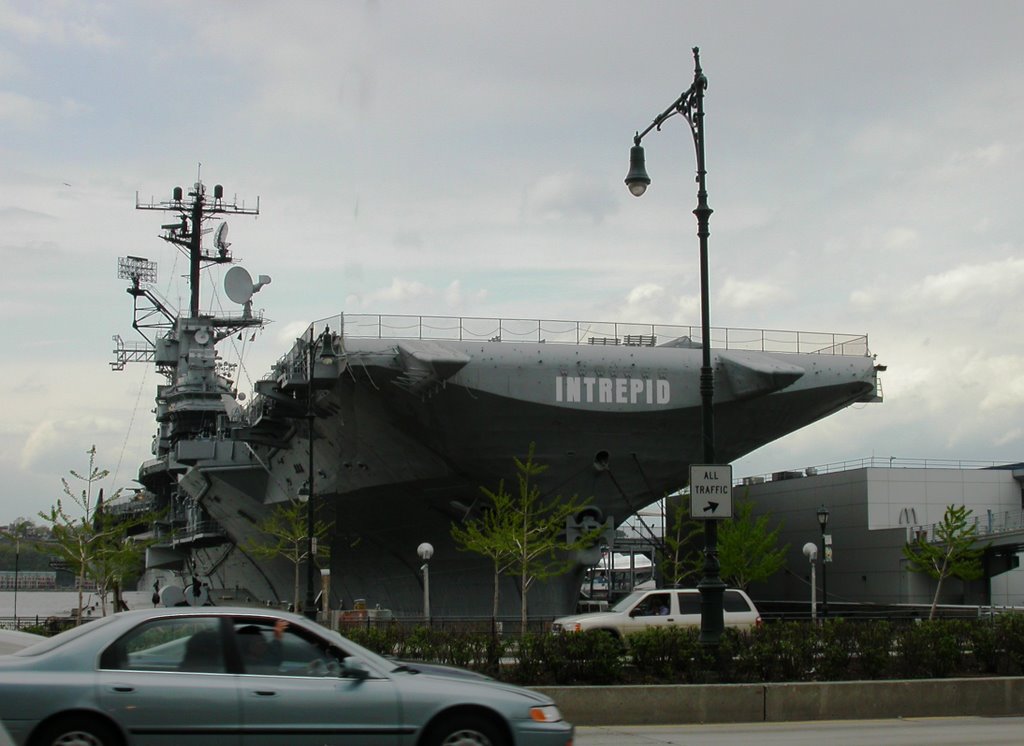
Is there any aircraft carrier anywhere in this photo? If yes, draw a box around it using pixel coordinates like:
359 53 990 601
112 177 883 618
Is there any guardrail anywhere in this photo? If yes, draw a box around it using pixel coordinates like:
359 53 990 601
308 313 871 357
738 456 1017 486
911 508 1024 543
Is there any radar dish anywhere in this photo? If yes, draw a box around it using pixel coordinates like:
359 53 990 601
224 266 254 305
194 329 210 345
214 222 231 251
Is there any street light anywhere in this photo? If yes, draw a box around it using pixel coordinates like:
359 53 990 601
303 324 336 620
626 46 724 645
802 542 818 622
417 542 434 624
817 505 830 618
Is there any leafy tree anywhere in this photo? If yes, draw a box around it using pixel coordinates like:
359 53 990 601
452 444 602 634
656 494 702 588
451 487 518 624
717 497 789 590
903 503 986 620
243 498 331 613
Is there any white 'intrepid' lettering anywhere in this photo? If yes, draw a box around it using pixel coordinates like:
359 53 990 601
555 376 670 405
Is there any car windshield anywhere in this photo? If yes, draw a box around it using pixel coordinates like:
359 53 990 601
10 616 119 657
610 591 646 613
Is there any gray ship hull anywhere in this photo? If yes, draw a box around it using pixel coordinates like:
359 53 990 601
170 328 879 618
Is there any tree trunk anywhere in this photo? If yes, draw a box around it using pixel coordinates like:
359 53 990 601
76 568 86 627
492 567 500 622
520 568 528 636
929 555 950 620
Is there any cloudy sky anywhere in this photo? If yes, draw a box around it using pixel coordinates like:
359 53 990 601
1 1 1022 524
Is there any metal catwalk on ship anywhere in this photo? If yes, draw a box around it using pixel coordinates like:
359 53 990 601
112 177 884 618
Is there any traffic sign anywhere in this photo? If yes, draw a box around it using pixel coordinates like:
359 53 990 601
689 464 733 520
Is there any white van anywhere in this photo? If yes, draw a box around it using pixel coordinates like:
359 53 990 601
552 588 761 639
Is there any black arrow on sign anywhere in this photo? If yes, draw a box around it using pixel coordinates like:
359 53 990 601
702 501 719 513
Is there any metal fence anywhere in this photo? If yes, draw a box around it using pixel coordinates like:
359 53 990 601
308 313 871 357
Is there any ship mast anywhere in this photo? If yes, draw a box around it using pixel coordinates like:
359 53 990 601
137 176 260 318
112 176 264 370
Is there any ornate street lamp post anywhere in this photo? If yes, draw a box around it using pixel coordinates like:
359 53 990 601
626 46 725 645
303 324 336 620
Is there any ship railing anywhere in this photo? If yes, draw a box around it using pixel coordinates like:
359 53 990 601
166 521 226 546
740 456 1018 485
908 508 1024 544
306 313 870 357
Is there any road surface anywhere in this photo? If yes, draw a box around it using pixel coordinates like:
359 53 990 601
574 716 1024 745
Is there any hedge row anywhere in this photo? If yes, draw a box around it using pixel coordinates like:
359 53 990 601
344 615 1024 685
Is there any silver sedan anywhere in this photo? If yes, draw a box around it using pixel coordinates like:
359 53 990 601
0 606 573 746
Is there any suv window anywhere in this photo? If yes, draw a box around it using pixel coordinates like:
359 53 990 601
675 593 701 615
723 590 753 612
632 592 672 617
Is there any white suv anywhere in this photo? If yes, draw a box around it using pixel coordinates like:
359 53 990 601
552 588 761 639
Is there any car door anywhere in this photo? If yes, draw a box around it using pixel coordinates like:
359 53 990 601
98 615 241 746
674 591 702 627
231 620 402 746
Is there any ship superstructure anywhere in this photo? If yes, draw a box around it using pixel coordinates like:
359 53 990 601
114 177 884 617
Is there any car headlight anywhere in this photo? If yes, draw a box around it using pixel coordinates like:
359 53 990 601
529 705 563 723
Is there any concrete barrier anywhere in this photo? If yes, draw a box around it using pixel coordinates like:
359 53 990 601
533 677 1024 726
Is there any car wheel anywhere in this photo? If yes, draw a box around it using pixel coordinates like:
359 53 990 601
425 713 508 746
33 717 121 746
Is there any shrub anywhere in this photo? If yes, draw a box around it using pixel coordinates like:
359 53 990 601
629 627 711 682
815 619 859 680
345 624 401 656
852 620 895 679
894 620 968 678
339 613 1024 684
507 630 624 685
967 618 1001 674
738 622 815 682
996 613 1024 675
508 632 547 684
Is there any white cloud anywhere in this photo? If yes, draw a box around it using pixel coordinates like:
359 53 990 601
0 90 47 126
523 171 616 223
914 258 1024 305
880 227 919 252
0 2 118 48
718 277 792 312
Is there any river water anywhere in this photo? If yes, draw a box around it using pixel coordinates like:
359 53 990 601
0 590 156 622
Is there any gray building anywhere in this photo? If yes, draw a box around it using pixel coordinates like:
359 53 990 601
740 459 1024 610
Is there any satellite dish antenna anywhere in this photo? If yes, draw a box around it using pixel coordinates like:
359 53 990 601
224 266 254 305
214 222 231 251
194 329 211 345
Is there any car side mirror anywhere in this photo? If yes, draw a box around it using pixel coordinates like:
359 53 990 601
341 656 371 679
